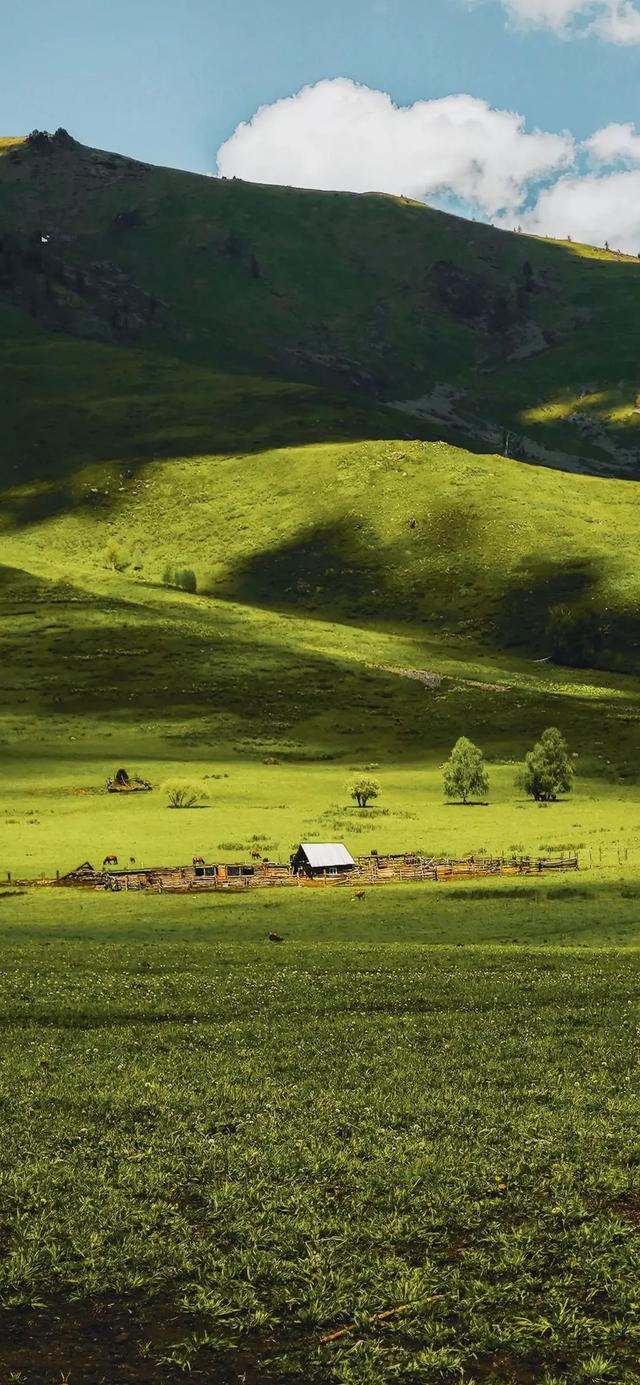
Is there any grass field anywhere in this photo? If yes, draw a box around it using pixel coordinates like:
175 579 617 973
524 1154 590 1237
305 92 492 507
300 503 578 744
3 130 640 1385
1 897 639 1383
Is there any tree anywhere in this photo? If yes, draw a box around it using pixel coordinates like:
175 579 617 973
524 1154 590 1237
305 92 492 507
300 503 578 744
522 727 573 802
162 778 208 809
443 737 489 804
347 776 380 809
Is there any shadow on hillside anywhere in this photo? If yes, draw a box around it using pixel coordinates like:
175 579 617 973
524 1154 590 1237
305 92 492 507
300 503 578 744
218 522 640 677
215 507 483 623
3 563 638 756
494 554 640 674
0 333 433 529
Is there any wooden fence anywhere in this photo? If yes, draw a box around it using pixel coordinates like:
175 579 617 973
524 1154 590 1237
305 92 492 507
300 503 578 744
50 852 579 894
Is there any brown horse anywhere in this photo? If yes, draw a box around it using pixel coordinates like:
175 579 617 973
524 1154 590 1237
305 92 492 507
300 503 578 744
103 855 118 867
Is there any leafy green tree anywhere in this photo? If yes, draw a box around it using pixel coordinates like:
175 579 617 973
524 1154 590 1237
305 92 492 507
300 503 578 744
522 727 573 802
162 778 208 809
347 776 380 809
443 737 489 804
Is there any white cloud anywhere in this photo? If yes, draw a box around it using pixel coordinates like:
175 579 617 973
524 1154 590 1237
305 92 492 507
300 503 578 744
586 122 640 163
500 0 640 42
517 169 640 251
216 79 574 217
592 0 640 37
217 79 640 253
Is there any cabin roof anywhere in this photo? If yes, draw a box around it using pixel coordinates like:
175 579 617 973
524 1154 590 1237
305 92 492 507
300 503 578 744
298 843 355 868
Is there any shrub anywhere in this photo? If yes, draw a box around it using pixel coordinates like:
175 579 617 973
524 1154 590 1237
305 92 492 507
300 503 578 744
443 737 489 804
104 542 130 572
347 776 381 808
174 568 197 593
162 778 208 809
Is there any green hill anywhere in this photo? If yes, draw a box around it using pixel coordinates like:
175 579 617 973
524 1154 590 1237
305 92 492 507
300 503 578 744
2 129 639 475
2 131 640 877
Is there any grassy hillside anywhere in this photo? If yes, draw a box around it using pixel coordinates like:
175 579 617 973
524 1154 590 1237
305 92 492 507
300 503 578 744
1 130 639 474
2 320 639 671
5 130 640 1385
2 322 640 876
2 133 640 881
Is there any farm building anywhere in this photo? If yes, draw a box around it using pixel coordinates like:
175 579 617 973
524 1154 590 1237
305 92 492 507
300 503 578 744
291 843 356 878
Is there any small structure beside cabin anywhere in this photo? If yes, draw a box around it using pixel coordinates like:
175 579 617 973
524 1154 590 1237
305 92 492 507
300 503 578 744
106 767 152 794
291 843 356 878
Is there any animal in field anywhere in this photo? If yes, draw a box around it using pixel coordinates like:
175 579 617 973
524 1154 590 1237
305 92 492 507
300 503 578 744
268 931 284 942
192 855 205 866
250 848 262 860
129 857 136 865
103 855 118 867
352 889 366 901
408 517 417 529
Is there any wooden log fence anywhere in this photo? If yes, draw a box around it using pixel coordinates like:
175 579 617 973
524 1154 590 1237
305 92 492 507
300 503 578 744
44 852 579 894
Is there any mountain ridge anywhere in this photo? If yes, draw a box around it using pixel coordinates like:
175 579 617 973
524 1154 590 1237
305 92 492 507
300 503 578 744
1 129 639 477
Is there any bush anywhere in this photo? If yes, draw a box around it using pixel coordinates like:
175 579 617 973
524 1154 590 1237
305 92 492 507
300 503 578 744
104 542 131 572
347 776 381 808
161 778 208 809
174 568 197 593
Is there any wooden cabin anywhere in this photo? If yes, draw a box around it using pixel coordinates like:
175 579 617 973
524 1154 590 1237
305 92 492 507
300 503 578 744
291 843 356 878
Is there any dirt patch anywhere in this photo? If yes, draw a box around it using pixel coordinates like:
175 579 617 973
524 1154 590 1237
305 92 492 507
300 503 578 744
0 1296 280 1384
383 665 443 689
614 1191 640 1229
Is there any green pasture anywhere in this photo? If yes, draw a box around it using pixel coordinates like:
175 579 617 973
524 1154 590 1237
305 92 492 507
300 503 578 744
0 904 639 1382
4 131 640 1385
4 876 640 946
1 754 640 883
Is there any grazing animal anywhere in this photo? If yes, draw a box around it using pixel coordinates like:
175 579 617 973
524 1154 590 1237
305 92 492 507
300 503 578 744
408 518 417 529
250 848 262 860
268 932 284 942
129 857 136 865
192 855 205 866
352 890 366 901
103 855 118 867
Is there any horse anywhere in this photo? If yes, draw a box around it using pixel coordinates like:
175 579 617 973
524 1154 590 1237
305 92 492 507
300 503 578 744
103 855 118 867
192 856 205 866
269 932 284 943
352 890 366 901
250 848 262 860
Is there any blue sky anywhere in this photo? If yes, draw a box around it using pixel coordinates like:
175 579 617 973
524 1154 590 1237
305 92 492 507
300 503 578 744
2 0 638 170
3 0 640 247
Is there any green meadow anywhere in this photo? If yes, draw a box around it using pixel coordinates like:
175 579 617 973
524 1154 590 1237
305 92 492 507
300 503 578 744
2 133 640 1384
1 900 640 1382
